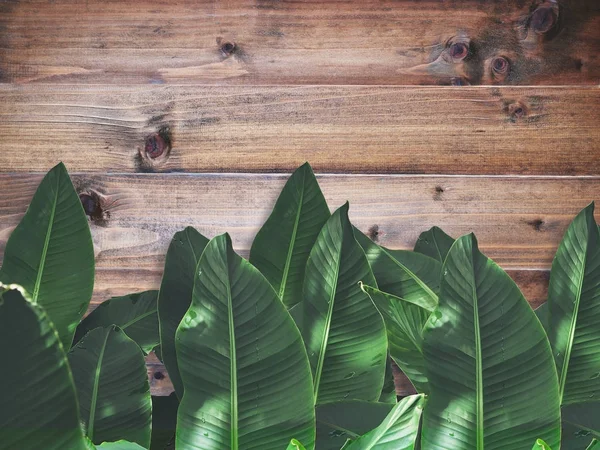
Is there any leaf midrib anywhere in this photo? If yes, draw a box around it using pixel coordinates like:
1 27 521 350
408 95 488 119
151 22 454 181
32 172 60 302
471 254 484 450
121 308 156 330
87 328 111 441
226 252 238 450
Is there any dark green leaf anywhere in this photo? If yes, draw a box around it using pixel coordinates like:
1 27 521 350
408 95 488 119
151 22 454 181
69 326 152 447
414 226 455 264
250 162 330 309
150 393 178 450
421 234 561 449
0 284 88 450
175 234 316 450
561 402 600 450
301 204 387 404
158 227 209 399
74 290 159 354
0 163 95 348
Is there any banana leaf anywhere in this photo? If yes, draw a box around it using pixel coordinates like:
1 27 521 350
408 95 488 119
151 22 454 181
0 162 95 348
300 204 387 405
421 234 561 449
157 227 209 399
250 162 330 309
546 203 600 406
69 326 152 447
175 234 316 450
340 394 424 450
414 226 455 264
0 284 88 450
315 400 394 450
74 290 159 353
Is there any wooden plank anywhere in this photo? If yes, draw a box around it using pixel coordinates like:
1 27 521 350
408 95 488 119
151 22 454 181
1 85 599 175
1 0 598 85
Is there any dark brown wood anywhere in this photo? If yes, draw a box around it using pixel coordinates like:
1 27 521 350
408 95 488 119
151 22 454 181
1 0 598 85
1 85 599 175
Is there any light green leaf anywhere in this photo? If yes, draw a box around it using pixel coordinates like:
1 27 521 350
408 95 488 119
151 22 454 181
158 226 209 399
361 285 430 394
378 356 397 404
175 234 315 450
95 441 147 449
315 400 394 450
150 393 178 450
341 394 424 450
532 439 552 450
69 326 152 447
74 290 159 354
301 204 387 405
250 162 330 309
355 229 440 310
421 234 561 449
0 284 88 450
0 162 95 348
286 439 307 450
414 226 455 264
547 203 600 406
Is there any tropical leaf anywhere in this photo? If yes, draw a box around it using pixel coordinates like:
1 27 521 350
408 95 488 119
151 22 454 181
560 402 600 450
95 441 147 449
286 439 307 450
588 439 600 450
378 356 397 404
421 234 561 449
0 284 88 450
0 162 95 348
150 393 178 450
340 394 424 450
546 203 600 406
74 290 159 353
361 285 430 394
300 204 387 405
355 229 440 308
157 226 209 399
315 401 394 450
414 226 455 264
69 326 152 447
175 234 316 450
250 162 330 309
532 439 552 450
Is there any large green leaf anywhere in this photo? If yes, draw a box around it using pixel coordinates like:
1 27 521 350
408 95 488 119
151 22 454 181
158 226 209 399
315 401 394 450
0 284 88 450
547 203 600 406
362 285 430 394
150 393 178 450
340 394 424 450
421 234 561 449
250 162 330 309
0 162 95 348
414 226 455 264
300 204 387 405
355 229 440 307
74 290 159 353
175 234 316 450
69 326 152 447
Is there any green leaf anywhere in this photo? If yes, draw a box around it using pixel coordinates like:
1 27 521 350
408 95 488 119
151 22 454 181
69 326 152 447
250 162 330 309
354 229 440 310
414 226 455 264
361 285 430 394
341 394 425 450
378 356 397 404
157 226 209 399
560 402 600 450
532 439 552 450
547 203 600 406
315 401 394 450
286 439 307 450
0 284 88 450
588 439 600 450
74 290 159 354
421 234 561 449
0 162 95 348
95 441 147 449
300 204 387 404
150 393 178 450
535 302 549 335
175 234 316 450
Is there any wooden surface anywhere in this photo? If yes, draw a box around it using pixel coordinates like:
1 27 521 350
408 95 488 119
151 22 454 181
1 0 599 397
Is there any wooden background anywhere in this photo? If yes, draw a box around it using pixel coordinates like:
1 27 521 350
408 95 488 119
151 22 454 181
0 0 599 396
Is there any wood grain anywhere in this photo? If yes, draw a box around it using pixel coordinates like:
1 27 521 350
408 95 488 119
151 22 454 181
1 0 598 85
1 85 599 175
